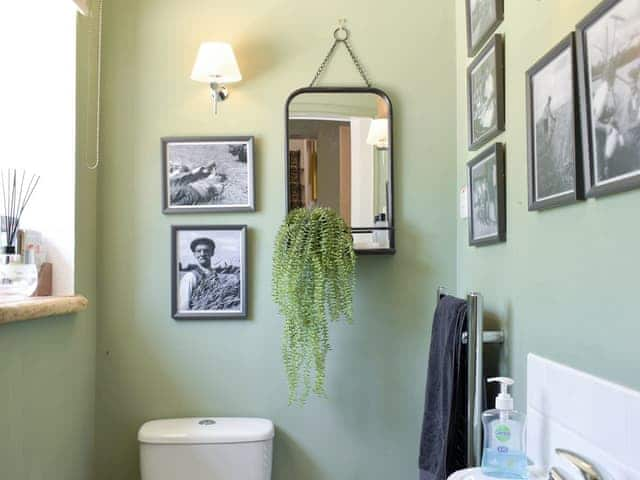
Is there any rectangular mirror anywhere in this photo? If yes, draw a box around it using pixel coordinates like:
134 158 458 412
285 87 395 254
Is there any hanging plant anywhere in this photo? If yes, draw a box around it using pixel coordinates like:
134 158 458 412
273 207 356 405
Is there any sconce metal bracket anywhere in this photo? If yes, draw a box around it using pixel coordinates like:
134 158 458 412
209 83 229 115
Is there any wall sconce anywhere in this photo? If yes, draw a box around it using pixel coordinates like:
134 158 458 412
366 118 389 149
191 42 242 115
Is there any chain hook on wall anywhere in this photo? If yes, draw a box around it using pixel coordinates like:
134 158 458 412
309 19 371 88
334 18 349 41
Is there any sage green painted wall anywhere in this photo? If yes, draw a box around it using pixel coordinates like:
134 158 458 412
95 0 457 479
0 14 98 480
455 0 640 409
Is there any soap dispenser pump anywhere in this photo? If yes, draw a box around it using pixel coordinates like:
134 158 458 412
480 377 527 479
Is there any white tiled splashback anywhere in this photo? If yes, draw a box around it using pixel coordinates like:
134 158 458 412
527 354 640 480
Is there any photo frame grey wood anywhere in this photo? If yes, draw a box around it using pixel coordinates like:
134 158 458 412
171 225 247 320
162 136 255 213
576 0 640 197
526 33 584 211
467 143 506 246
466 0 504 57
467 35 505 151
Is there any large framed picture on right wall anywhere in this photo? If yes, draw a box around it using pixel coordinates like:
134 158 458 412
576 0 640 197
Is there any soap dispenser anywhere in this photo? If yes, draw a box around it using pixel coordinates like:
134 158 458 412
481 377 527 479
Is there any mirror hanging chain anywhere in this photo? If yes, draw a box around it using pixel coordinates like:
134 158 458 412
309 20 371 88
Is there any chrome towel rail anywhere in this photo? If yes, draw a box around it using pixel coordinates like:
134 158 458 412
436 286 504 468
461 330 505 345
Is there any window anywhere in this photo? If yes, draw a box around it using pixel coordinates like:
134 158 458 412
0 1 78 295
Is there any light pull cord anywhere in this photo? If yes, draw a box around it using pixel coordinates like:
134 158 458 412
86 0 103 170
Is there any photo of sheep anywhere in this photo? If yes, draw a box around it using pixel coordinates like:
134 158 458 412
172 225 247 319
578 0 640 196
162 137 255 213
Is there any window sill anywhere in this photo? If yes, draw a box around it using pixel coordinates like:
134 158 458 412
0 295 88 326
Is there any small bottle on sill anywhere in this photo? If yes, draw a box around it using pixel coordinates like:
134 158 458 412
0 246 38 301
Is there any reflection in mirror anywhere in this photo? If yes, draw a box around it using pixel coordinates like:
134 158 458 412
286 90 393 252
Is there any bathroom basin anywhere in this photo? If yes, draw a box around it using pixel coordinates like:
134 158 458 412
447 466 547 480
447 468 493 480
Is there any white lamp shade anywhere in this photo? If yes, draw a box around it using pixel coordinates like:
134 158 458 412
191 42 242 84
366 118 389 149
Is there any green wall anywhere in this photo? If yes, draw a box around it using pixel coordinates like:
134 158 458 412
95 1 457 479
4 2 638 478
455 0 640 408
0 14 98 480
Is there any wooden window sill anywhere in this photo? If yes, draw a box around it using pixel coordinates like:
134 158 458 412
0 295 88 325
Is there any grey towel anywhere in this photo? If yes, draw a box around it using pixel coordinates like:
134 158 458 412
419 295 468 480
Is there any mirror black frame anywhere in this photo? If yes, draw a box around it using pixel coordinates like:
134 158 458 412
284 86 395 255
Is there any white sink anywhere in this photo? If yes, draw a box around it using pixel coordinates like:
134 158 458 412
447 467 484 480
447 466 547 480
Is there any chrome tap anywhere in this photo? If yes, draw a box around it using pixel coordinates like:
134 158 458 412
555 449 604 480
548 467 566 480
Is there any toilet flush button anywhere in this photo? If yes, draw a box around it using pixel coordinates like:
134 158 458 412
199 419 216 426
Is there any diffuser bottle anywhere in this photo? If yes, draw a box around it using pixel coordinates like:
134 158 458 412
0 246 38 300
0 169 41 300
481 377 527 479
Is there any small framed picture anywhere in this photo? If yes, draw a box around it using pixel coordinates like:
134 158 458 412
468 143 506 246
162 136 255 213
577 0 640 197
526 33 584 211
171 225 247 319
466 0 504 57
467 35 505 150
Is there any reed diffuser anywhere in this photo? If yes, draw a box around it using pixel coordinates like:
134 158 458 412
0 169 40 300
1 169 39 254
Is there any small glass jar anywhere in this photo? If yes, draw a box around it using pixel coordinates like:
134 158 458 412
0 248 38 301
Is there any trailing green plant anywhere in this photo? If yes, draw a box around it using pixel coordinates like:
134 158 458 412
272 207 356 405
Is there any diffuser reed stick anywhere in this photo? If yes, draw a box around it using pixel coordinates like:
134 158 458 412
0 169 40 253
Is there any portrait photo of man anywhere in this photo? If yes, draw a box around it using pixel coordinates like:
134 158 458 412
172 226 247 319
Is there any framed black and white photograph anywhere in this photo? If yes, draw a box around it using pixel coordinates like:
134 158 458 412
162 137 255 213
526 33 584 211
577 0 640 197
468 35 505 150
171 225 247 319
466 0 504 57
468 143 506 246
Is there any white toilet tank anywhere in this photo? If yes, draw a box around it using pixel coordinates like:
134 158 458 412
138 417 274 480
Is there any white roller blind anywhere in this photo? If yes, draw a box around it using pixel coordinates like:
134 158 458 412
73 0 89 15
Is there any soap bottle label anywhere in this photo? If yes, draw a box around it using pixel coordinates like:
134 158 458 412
495 424 511 443
482 420 526 478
